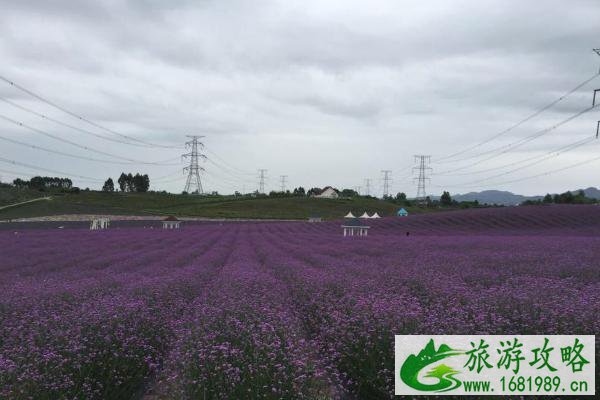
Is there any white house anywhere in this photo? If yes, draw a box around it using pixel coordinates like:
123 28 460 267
312 186 339 199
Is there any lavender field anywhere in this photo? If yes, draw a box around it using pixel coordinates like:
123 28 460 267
1 205 599 399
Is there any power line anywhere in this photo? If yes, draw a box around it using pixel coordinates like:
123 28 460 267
0 156 103 182
434 72 600 163
0 133 180 166
0 96 159 148
433 103 600 175
435 135 596 177
442 136 598 188
182 136 205 194
204 148 254 175
0 74 181 149
445 151 600 189
0 113 180 165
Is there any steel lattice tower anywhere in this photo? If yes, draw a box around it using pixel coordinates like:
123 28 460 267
279 175 287 192
364 179 371 196
381 170 392 198
258 169 267 193
182 135 206 194
413 155 431 205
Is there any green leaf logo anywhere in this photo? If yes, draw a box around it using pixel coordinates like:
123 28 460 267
400 339 465 392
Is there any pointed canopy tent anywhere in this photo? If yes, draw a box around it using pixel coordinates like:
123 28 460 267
344 211 356 218
397 208 409 217
370 212 381 219
359 212 371 219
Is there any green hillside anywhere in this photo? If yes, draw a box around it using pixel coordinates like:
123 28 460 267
0 189 422 220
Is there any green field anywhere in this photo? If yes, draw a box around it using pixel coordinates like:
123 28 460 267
0 185 49 208
0 188 422 220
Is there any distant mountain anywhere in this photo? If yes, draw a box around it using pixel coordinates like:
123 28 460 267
453 190 539 206
452 187 600 206
581 187 600 199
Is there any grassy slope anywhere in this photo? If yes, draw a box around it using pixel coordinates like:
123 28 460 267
0 189 424 220
0 185 49 207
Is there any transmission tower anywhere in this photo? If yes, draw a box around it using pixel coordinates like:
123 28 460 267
354 186 362 195
594 48 600 73
258 169 267 193
182 135 206 194
364 179 372 196
381 170 392 198
279 175 288 192
413 155 432 205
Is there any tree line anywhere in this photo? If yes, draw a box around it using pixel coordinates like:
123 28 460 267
12 176 73 191
102 173 150 193
523 190 598 205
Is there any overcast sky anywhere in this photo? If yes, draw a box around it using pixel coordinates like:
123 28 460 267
0 0 599 196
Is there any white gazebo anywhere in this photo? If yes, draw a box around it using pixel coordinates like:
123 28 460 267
341 218 370 237
370 212 381 219
344 211 356 218
162 216 181 229
90 217 110 230
359 212 371 219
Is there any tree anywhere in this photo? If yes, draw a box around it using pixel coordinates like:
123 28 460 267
293 187 306 196
118 173 128 192
340 188 359 197
102 178 114 192
395 192 407 203
543 193 553 203
440 191 453 206
307 187 322 197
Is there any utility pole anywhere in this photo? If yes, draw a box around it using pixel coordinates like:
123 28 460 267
364 179 372 196
182 135 206 194
381 170 392 198
413 155 432 206
279 175 288 192
258 169 267 193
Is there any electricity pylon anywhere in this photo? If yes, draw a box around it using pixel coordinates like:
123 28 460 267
182 135 206 194
413 155 431 205
258 169 267 193
381 170 392 198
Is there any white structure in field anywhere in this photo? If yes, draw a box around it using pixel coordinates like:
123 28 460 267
90 217 110 230
312 186 339 199
370 212 381 219
162 216 181 229
344 211 355 218
308 216 322 223
359 212 371 218
341 218 370 237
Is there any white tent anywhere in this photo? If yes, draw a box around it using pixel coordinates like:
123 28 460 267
344 212 356 218
360 212 371 219
370 212 381 219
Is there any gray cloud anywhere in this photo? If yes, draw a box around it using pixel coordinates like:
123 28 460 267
0 0 599 196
